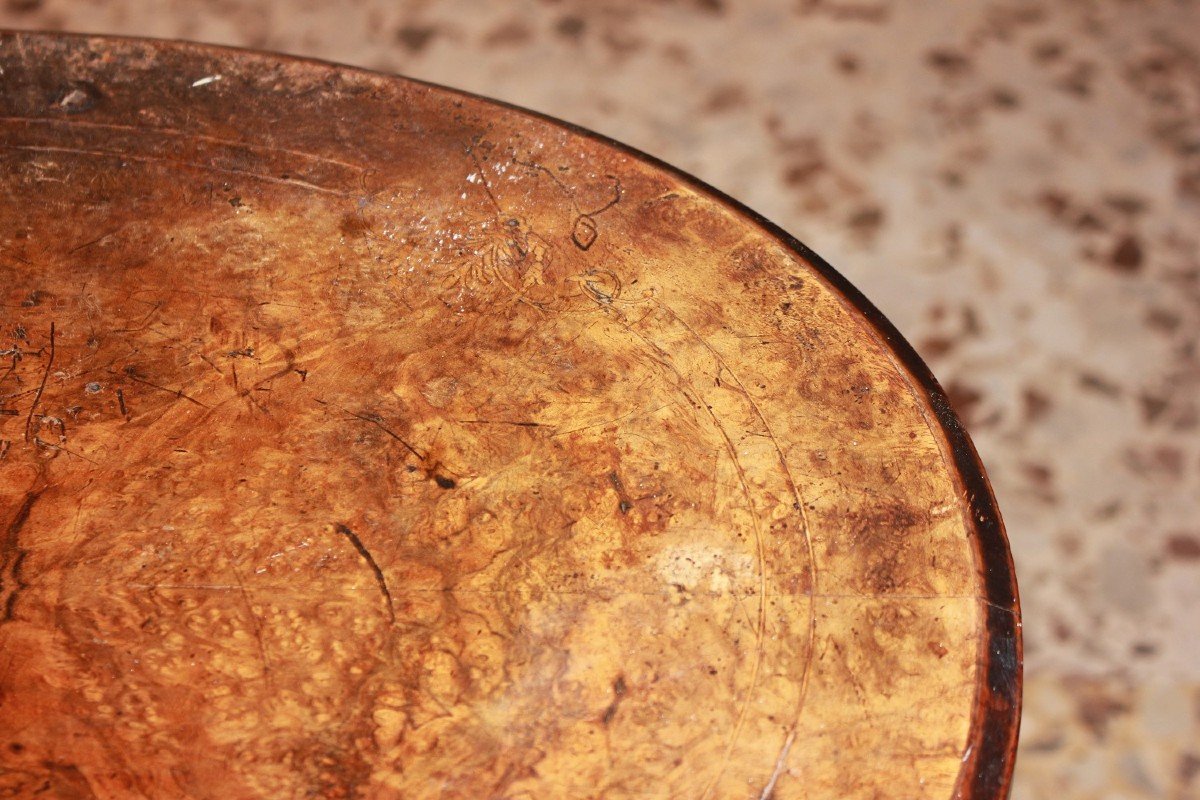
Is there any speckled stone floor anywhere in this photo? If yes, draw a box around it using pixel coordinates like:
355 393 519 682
2 1 1197 798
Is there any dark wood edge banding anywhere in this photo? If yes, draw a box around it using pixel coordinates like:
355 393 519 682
1 30 1023 799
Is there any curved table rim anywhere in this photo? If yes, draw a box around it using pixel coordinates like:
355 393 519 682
0 29 1023 800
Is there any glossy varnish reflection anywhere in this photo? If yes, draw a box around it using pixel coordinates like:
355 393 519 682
0 33 1019 799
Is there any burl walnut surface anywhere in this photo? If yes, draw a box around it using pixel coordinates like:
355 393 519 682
0 33 1019 800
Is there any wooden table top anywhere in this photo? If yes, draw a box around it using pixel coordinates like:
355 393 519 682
0 32 1019 800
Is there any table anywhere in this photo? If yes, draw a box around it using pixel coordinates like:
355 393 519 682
0 32 1020 800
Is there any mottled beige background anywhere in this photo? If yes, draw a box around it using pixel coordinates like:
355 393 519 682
2 1 1198 798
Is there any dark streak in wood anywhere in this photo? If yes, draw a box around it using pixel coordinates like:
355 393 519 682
335 523 395 624
1 487 44 622
608 470 633 515
122 368 209 409
344 409 426 462
23 322 53 444
601 674 627 725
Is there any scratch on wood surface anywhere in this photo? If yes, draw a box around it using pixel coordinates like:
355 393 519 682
122 369 210 408
222 548 273 682
335 523 396 624
344 408 426 461
1 144 352 198
23 322 54 444
758 728 797 800
613 313 770 797
0 115 366 172
652 298 822 797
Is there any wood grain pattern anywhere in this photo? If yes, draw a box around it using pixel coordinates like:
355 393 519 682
0 33 1019 800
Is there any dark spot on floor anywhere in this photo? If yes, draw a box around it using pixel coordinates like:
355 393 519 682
926 48 972 76
1179 753 1200 787
1020 462 1057 503
601 29 645 57
1165 533 1200 561
1025 734 1065 753
395 25 437 53
1109 234 1144 273
1051 616 1073 642
1124 445 1184 479
847 205 885 237
1075 210 1105 232
1104 194 1147 215
1038 189 1070 218
1074 679 1131 738
940 169 965 188
1079 371 1121 397
943 380 985 428
919 335 956 360
484 20 533 47
661 42 691 65
1022 387 1052 423
555 15 586 39
782 158 824 186
703 84 746 113
1056 61 1096 97
990 87 1021 109
1139 392 1169 423
434 474 456 490
1058 533 1084 555
1020 462 1053 487
835 52 860 74
1178 165 1200 201
1032 39 1064 63
796 0 890 23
